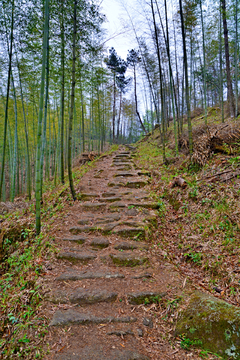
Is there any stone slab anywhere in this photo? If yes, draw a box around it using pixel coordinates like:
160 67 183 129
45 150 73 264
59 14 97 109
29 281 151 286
56 271 125 281
127 291 166 305
114 241 149 251
113 228 145 240
50 309 137 326
69 288 117 304
62 236 86 244
90 237 110 248
110 253 149 267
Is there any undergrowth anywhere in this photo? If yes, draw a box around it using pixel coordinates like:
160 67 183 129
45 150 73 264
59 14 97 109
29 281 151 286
0 144 118 359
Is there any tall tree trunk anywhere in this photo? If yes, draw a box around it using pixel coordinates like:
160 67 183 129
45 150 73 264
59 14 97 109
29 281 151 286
0 0 14 201
112 73 116 142
151 0 166 163
200 0 207 124
221 0 235 117
219 4 224 122
35 0 50 234
68 0 77 201
179 0 193 155
60 0 65 183
235 0 238 117
133 64 146 133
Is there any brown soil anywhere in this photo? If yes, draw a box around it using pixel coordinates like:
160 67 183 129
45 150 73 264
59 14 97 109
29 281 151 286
40 147 207 360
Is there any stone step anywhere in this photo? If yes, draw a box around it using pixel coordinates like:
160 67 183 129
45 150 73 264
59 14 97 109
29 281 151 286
102 192 116 197
79 193 100 201
57 252 97 264
137 170 151 177
114 172 136 178
125 181 148 189
55 349 149 360
50 309 137 326
99 197 121 202
80 202 107 212
62 236 86 244
70 288 117 305
56 270 125 281
114 241 149 251
128 202 160 209
109 253 149 267
90 237 110 248
113 227 145 240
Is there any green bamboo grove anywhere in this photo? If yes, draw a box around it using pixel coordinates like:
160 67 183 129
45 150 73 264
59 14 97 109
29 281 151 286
0 0 240 233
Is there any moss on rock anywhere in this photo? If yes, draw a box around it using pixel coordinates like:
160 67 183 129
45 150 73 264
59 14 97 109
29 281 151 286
175 292 240 359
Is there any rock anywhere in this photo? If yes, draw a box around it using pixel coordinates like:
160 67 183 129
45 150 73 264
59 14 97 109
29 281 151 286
133 273 153 279
90 237 110 249
108 182 125 188
110 253 149 267
114 242 149 251
95 214 121 224
143 318 153 328
79 193 99 201
99 197 121 203
114 172 136 178
62 236 86 244
102 192 116 198
55 348 149 360
56 271 125 281
69 288 117 305
128 202 160 209
57 252 97 264
50 309 137 326
120 221 145 228
80 203 107 211
175 292 240 359
109 202 126 209
70 226 97 234
113 227 145 240
125 208 138 216
125 181 148 189
137 328 144 337
77 219 90 225
127 292 165 305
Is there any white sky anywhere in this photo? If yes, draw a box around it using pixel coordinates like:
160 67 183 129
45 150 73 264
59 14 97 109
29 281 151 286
101 0 137 60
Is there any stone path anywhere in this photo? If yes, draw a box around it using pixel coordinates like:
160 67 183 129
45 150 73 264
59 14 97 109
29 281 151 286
44 147 185 359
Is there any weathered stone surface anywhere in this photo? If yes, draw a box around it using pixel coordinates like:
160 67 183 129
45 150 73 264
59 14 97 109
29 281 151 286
50 309 137 326
128 202 160 209
102 192 116 198
55 348 149 360
127 292 165 305
95 214 121 224
110 253 149 267
77 219 90 225
57 252 97 264
90 237 110 248
109 202 126 209
125 181 148 189
133 273 152 279
108 182 125 188
70 226 96 234
80 202 107 211
116 166 132 171
56 271 125 281
175 292 240 359
113 227 145 240
62 236 86 244
120 221 145 228
97 223 119 234
69 288 117 304
99 197 121 203
79 193 99 201
114 242 149 251
114 172 135 178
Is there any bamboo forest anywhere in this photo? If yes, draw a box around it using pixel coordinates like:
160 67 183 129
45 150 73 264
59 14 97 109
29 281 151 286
1 0 240 358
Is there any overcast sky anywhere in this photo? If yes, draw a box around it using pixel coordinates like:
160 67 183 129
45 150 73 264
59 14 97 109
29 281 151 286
101 0 137 60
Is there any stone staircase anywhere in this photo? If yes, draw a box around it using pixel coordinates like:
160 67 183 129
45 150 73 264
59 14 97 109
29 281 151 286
46 148 173 360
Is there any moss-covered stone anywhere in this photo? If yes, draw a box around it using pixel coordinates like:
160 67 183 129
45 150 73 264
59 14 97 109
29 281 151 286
127 291 165 305
110 253 149 267
175 292 240 359
125 181 148 189
113 227 145 240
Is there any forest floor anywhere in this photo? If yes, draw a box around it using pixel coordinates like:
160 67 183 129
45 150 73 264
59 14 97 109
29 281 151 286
1 115 240 359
